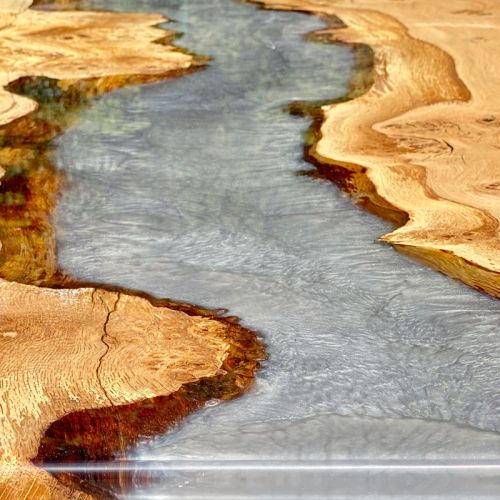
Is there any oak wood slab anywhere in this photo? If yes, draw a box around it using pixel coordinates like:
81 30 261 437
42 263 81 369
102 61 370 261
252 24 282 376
0 2 262 498
253 0 500 297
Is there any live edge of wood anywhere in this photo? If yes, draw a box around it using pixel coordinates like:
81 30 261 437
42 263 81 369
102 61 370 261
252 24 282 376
253 0 500 298
0 2 263 499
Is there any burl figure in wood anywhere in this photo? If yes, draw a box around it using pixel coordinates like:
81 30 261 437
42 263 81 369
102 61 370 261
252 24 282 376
0 2 263 498
253 0 500 297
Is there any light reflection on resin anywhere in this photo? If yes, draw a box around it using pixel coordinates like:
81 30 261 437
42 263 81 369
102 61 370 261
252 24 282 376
51 0 500 497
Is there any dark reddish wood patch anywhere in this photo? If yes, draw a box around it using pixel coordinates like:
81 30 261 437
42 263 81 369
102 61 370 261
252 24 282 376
33 303 264 498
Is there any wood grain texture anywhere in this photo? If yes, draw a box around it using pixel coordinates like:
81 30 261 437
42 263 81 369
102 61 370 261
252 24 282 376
0 2 263 498
0 2 193 126
0 0 205 286
253 0 500 297
0 72 208 286
0 282 233 498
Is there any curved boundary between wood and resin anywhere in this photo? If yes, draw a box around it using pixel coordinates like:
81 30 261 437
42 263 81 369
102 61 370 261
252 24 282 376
250 0 500 299
33 293 263 498
0 4 264 499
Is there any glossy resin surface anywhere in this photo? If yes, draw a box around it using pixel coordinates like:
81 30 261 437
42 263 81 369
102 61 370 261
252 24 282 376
50 0 500 497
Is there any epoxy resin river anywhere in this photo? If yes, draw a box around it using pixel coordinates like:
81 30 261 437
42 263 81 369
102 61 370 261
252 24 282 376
53 0 500 497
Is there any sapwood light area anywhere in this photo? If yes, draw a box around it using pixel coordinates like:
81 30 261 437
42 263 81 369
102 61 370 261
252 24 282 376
252 0 500 297
0 2 262 498
1 0 499 498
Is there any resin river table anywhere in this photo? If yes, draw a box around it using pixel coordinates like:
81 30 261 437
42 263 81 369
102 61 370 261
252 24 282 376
0 0 499 498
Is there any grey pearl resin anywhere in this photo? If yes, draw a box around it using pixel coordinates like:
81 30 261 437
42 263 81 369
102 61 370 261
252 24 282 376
53 0 500 497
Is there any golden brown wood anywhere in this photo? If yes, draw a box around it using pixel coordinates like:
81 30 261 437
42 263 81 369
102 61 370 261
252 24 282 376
0 282 238 498
0 2 263 498
0 0 205 286
0 3 193 126
253 0 500 297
